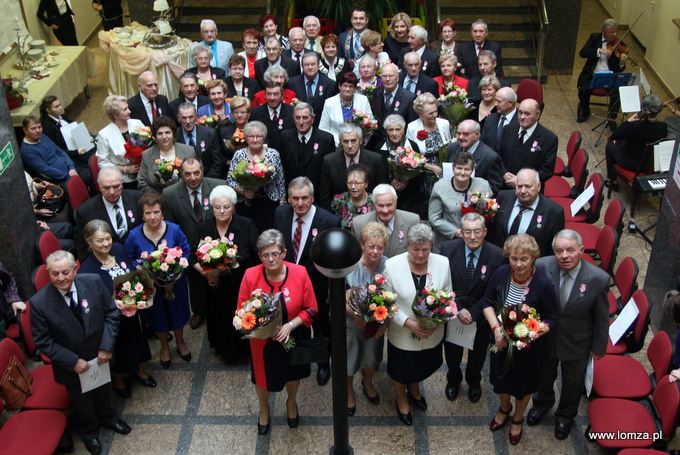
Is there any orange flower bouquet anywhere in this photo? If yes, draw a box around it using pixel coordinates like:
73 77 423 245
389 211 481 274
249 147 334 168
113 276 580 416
153 157 183 188
347 274 399 339
233 288 295 350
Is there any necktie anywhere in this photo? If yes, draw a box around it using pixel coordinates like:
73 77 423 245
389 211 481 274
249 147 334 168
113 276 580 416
150 99 157 120
405 79 414 93
293 218 303 260
192 190 203 223
466 253 475 285
308 39 315 50
295 53 301 65
349 158 356 165
113 203 125 238
68 291 84 327
306 80 314 101
497 116 506 145
188 132 195 147
477 45 483 56
272 109 279 122
560 271 572 308
354 33 361 56
509 207 527 236
519 130 526 144
385 92 393 109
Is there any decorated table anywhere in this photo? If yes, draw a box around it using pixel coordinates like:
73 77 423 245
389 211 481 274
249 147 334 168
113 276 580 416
99 23 192 98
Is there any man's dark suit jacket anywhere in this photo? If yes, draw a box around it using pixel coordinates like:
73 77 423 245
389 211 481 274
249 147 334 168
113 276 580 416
319 149 389 210
127 93 171 127
162 177 227 249
466 75 511 103
168 94 210 124
287 73 338 127
491 191 564 257
440 239 504 320
253 56 301 89
278 127 335 201
480 111 518 152
398 72 439 99
175 124 221 177
498 123 558 184
446 140 504 195
282 49 321 68
249 103 295 152
577 32 626 90
372 86 417 126
30 274 119 386
225 77 260 101
74 191 143 261
397 47 441 78
457 40 504 80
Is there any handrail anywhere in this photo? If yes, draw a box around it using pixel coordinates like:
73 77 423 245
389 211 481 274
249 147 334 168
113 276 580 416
536 0 549 82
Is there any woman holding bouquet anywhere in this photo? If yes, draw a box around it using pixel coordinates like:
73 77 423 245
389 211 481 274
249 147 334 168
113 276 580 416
227 121 285 232
319 71 373 146
355 55 382 89
96 95 146 189
481 234 558 445
125 192 192 369
468 75 501 127
330 163 374 229
383 223 452 426
433 54 468 95
345 222 389 415
216 96 251 178
237 229 317 435
428 152 491 252
79 220 154 399
192 186 259 363
197 79 233 120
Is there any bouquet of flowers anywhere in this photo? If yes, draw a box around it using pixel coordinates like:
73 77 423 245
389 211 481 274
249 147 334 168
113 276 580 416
139 240 189 300
197 113 232 129
461 189 501 223
153 157 183 188
411 285 458 339
438 85 474 130
123 126 154 165
233 289 295 350
224 128 246 153
346 274 399 339
388 147 428 182
350 109 378 138
290 98 302 107
375 59 392 77
228 156 276 206
194 236 240 282
112 270 155 317
3 78 25 110
356 83 376 98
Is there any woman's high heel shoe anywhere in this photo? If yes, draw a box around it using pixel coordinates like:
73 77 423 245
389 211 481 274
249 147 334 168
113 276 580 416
509 419 524 445
257 414 270 435
490 406 512 431
395 400 412 426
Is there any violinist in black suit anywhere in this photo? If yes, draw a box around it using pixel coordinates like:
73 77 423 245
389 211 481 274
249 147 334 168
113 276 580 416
286 53 337 128
127 72 171 127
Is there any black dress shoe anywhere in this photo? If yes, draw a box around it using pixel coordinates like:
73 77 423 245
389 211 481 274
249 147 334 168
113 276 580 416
395 400 412 426
160 358 171 369
106 419 132 435
407 391 427 410
136 374 157 388
362 384 380 405
316 364 331 386
83 438 102 455
177 348 192 362
287 405 300 428
257 415 270 435
347 405 356 416
576 115 586 123
468 386 482 403
445 383 459 401
114 386 131 399
555 422 571 440
526 408 543 426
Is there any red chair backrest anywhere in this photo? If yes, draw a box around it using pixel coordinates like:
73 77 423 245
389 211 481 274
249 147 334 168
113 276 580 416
32 265 50 292
516 78 543 104
603 198 625 243
89 154 100 193
37 231 61 264
595 226 617 276
571 149 589 193
565 131 582 163
0 338 26 375
67 175 89 213
615 257 639 305
586 172 605 221
630 289 649 345
18 300 37 358
648 331 672 385
653 375 680 437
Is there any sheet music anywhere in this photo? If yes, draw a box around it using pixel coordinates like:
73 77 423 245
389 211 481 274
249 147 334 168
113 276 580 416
619 86 641 113
609 297 639 345
445 318 477 350
654 140 673 173
79 358 111 393
639 68 651 96
570 182 595 217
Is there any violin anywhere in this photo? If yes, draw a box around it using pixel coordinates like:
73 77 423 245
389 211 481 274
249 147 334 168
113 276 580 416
606 38 638 67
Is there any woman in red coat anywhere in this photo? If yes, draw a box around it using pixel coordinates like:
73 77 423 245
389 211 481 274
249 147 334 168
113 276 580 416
237 229 317 435
433 53 468 95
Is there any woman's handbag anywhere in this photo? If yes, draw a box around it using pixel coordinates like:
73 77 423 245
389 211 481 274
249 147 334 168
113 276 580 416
289 336 330 366
32 178 66 214
0 355 33 410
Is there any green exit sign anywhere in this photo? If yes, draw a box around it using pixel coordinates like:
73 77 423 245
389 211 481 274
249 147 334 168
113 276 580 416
0 142 14 176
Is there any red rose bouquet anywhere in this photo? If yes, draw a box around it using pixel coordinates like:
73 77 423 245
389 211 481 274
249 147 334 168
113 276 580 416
388 146 428 182
461 189 501 223
228 156 276 206
124 126 153 165
351 109 378 138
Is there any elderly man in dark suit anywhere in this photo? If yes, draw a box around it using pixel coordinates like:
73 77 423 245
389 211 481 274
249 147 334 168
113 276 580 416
319 123 388 210
249 83 295 151
527 229 610 440
372 63 417 126
480 86 517 152
397 25 440 77
273 177 341 385
457 19 504 79
278 102 335 201
465 51 511 104
447 119 504 195
492 168 564 257
169 72 210 122
74 167 142 261
441 212 504 403
163 157 226 329
31 251 130 454
351 184 420 258
286 53 337 127
398 52 439 98
254 37 300 89
127 72 171 127
175 103 222 178
498 99 558 187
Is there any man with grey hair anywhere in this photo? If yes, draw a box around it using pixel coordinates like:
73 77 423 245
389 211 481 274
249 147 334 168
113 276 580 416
31 250 129 454
127 71 171 127
175 102 222 178
458 19 504 79
319 123 388 209
352 184 420 257
398 52 439 98
372 63 417 126
169 72 210 122
279 102 335 199
254 37 300 88
527 229 609 440
283 27 308 70
287 53 337 125
274 177 341 385
466 51 511 103
249 82 295 150
480 86 518 152
398 25 440 77
303 16 322 52
190 19 234 75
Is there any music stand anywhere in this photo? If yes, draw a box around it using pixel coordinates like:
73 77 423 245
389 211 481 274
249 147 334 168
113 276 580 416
590 72 633 146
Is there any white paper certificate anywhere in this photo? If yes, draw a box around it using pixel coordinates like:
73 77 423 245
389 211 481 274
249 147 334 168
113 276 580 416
584 357 594 397
79 358 111 393
445 318 477 350
609 297 639 345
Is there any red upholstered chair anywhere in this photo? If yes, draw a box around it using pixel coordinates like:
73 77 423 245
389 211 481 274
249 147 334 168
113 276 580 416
594 226 617 276
544 148 588 198
611 257 640 313
89 154 100 193
551 172 605 223
516 78 543 104
0 338 70 409
592 331 672 400
0 407 69 455
555 131 581 177
32 264 50 292
66 174 89 214
606 289 649 355
587 374 680 450
566 198 624 252
36 231 61 264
